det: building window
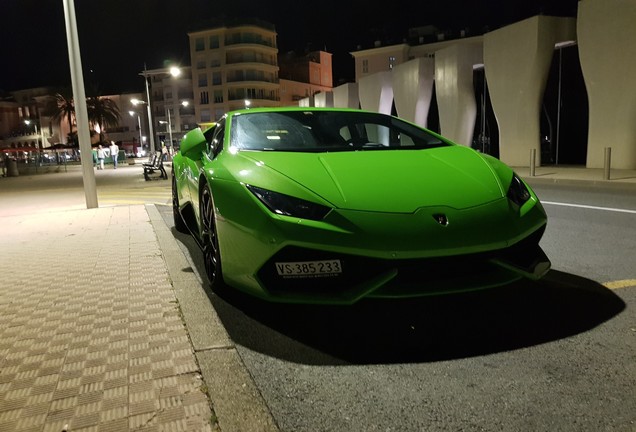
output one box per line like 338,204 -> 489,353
212,72 -> 222,85
197,60 -> 206,69
215,108 -> 225,119
389,56 -> 396,69
200,91 -> 209,105
362,59 -> 369,73
209,35 -> 220,49
201,109 -> 211,122
195,37 -> 204,51
198,73 -> 208,87
210,54 -> 221,67
214,90 -> 223,103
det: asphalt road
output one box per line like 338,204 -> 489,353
3,166 -> 634,431
159,180 -> 636,432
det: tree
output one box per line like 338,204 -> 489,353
87,96 -> 121,143
48,91 -> 76,145
46,90 -> 122,146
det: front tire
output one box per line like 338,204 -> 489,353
200,184 -> 224,291
172,174 -> 188,233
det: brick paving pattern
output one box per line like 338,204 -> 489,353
0,205 -> 215,431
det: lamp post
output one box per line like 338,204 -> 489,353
161,100 -> 189,154
24,120 -> 38,135
137,65 -> 181,154
162,108 -> 173,150
62,0 -> 97,209
129,110 -> 143,153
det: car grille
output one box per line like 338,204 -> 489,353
256,226 -> 546,300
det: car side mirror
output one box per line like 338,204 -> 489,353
180,128 -> 206,157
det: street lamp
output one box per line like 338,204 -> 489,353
138,65 -> 181,154
160,100 -> 189,155
131,97 -> 150,154
128,110 -> 143,152
24,120 -> 38,135
159,118 -> 172,151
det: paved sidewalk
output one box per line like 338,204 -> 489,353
0,206 -> 215,431
514,165 -> 636,185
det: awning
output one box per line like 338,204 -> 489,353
0,147 -> 40,153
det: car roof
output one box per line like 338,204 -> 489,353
226,106 -> 377,117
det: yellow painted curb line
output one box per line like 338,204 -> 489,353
603,279 -> 636,290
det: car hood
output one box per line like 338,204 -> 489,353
237,146 -> 505,213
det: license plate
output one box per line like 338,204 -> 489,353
275,259 -> 342,278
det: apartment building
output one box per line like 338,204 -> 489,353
279,50 -> 333,106
188,20 -> 280,123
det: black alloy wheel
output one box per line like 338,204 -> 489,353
200,184 -> 224,290
172,174 -> 188,233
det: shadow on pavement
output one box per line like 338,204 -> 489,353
160,206 -> 625,365
212,267 -> 625,365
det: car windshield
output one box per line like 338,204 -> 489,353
230,110 -> 449,152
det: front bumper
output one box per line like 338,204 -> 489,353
213,181 -> 550,304
253,226 -> 549,304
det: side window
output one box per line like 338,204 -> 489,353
210,121 -> 225,157
398,132 -> 416,147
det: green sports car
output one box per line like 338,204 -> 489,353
171,107 -> 550,304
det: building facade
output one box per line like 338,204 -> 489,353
188,21 -> 280,122
279,50 -> 333,106
342,0 -> 636,170
2,20 -> 334,155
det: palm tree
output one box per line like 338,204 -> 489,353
47,91 -> 122,146
49,91 -> 76,145
87,96 -> 121,143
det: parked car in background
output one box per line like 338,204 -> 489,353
172,107 -> 550,304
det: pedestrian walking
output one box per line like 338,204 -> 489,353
109,141 -> 119,169
97,145 -> 105,170
161,143 -> 168,161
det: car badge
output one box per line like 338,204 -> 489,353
433,213 -> 449,227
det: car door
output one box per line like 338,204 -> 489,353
190,120 -> 225,228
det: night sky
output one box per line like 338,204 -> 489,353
1,0 -> 579,95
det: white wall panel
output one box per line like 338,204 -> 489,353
391,58 -> 434,127
332,83 -> 360,109
358,71 -> 394,114
484,16 -> 576,166
578,0 -> 636,169
314,91 -> 334,107
434,43 -> 482,146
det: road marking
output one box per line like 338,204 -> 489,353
542,201 -> 636,214
603,280 -> 636,290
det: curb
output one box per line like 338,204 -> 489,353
522,175 -> 636,189
146,204 -> 280,432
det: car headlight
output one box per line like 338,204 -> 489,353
246,185 -> 332,221
507,173 -> 532,207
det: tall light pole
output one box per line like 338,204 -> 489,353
138,65 -> 181,154
129,111 -> 143,151
163,108 -> 173,150
62,0 -> 97,208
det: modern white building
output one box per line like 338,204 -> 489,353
335,0 -> 636,170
